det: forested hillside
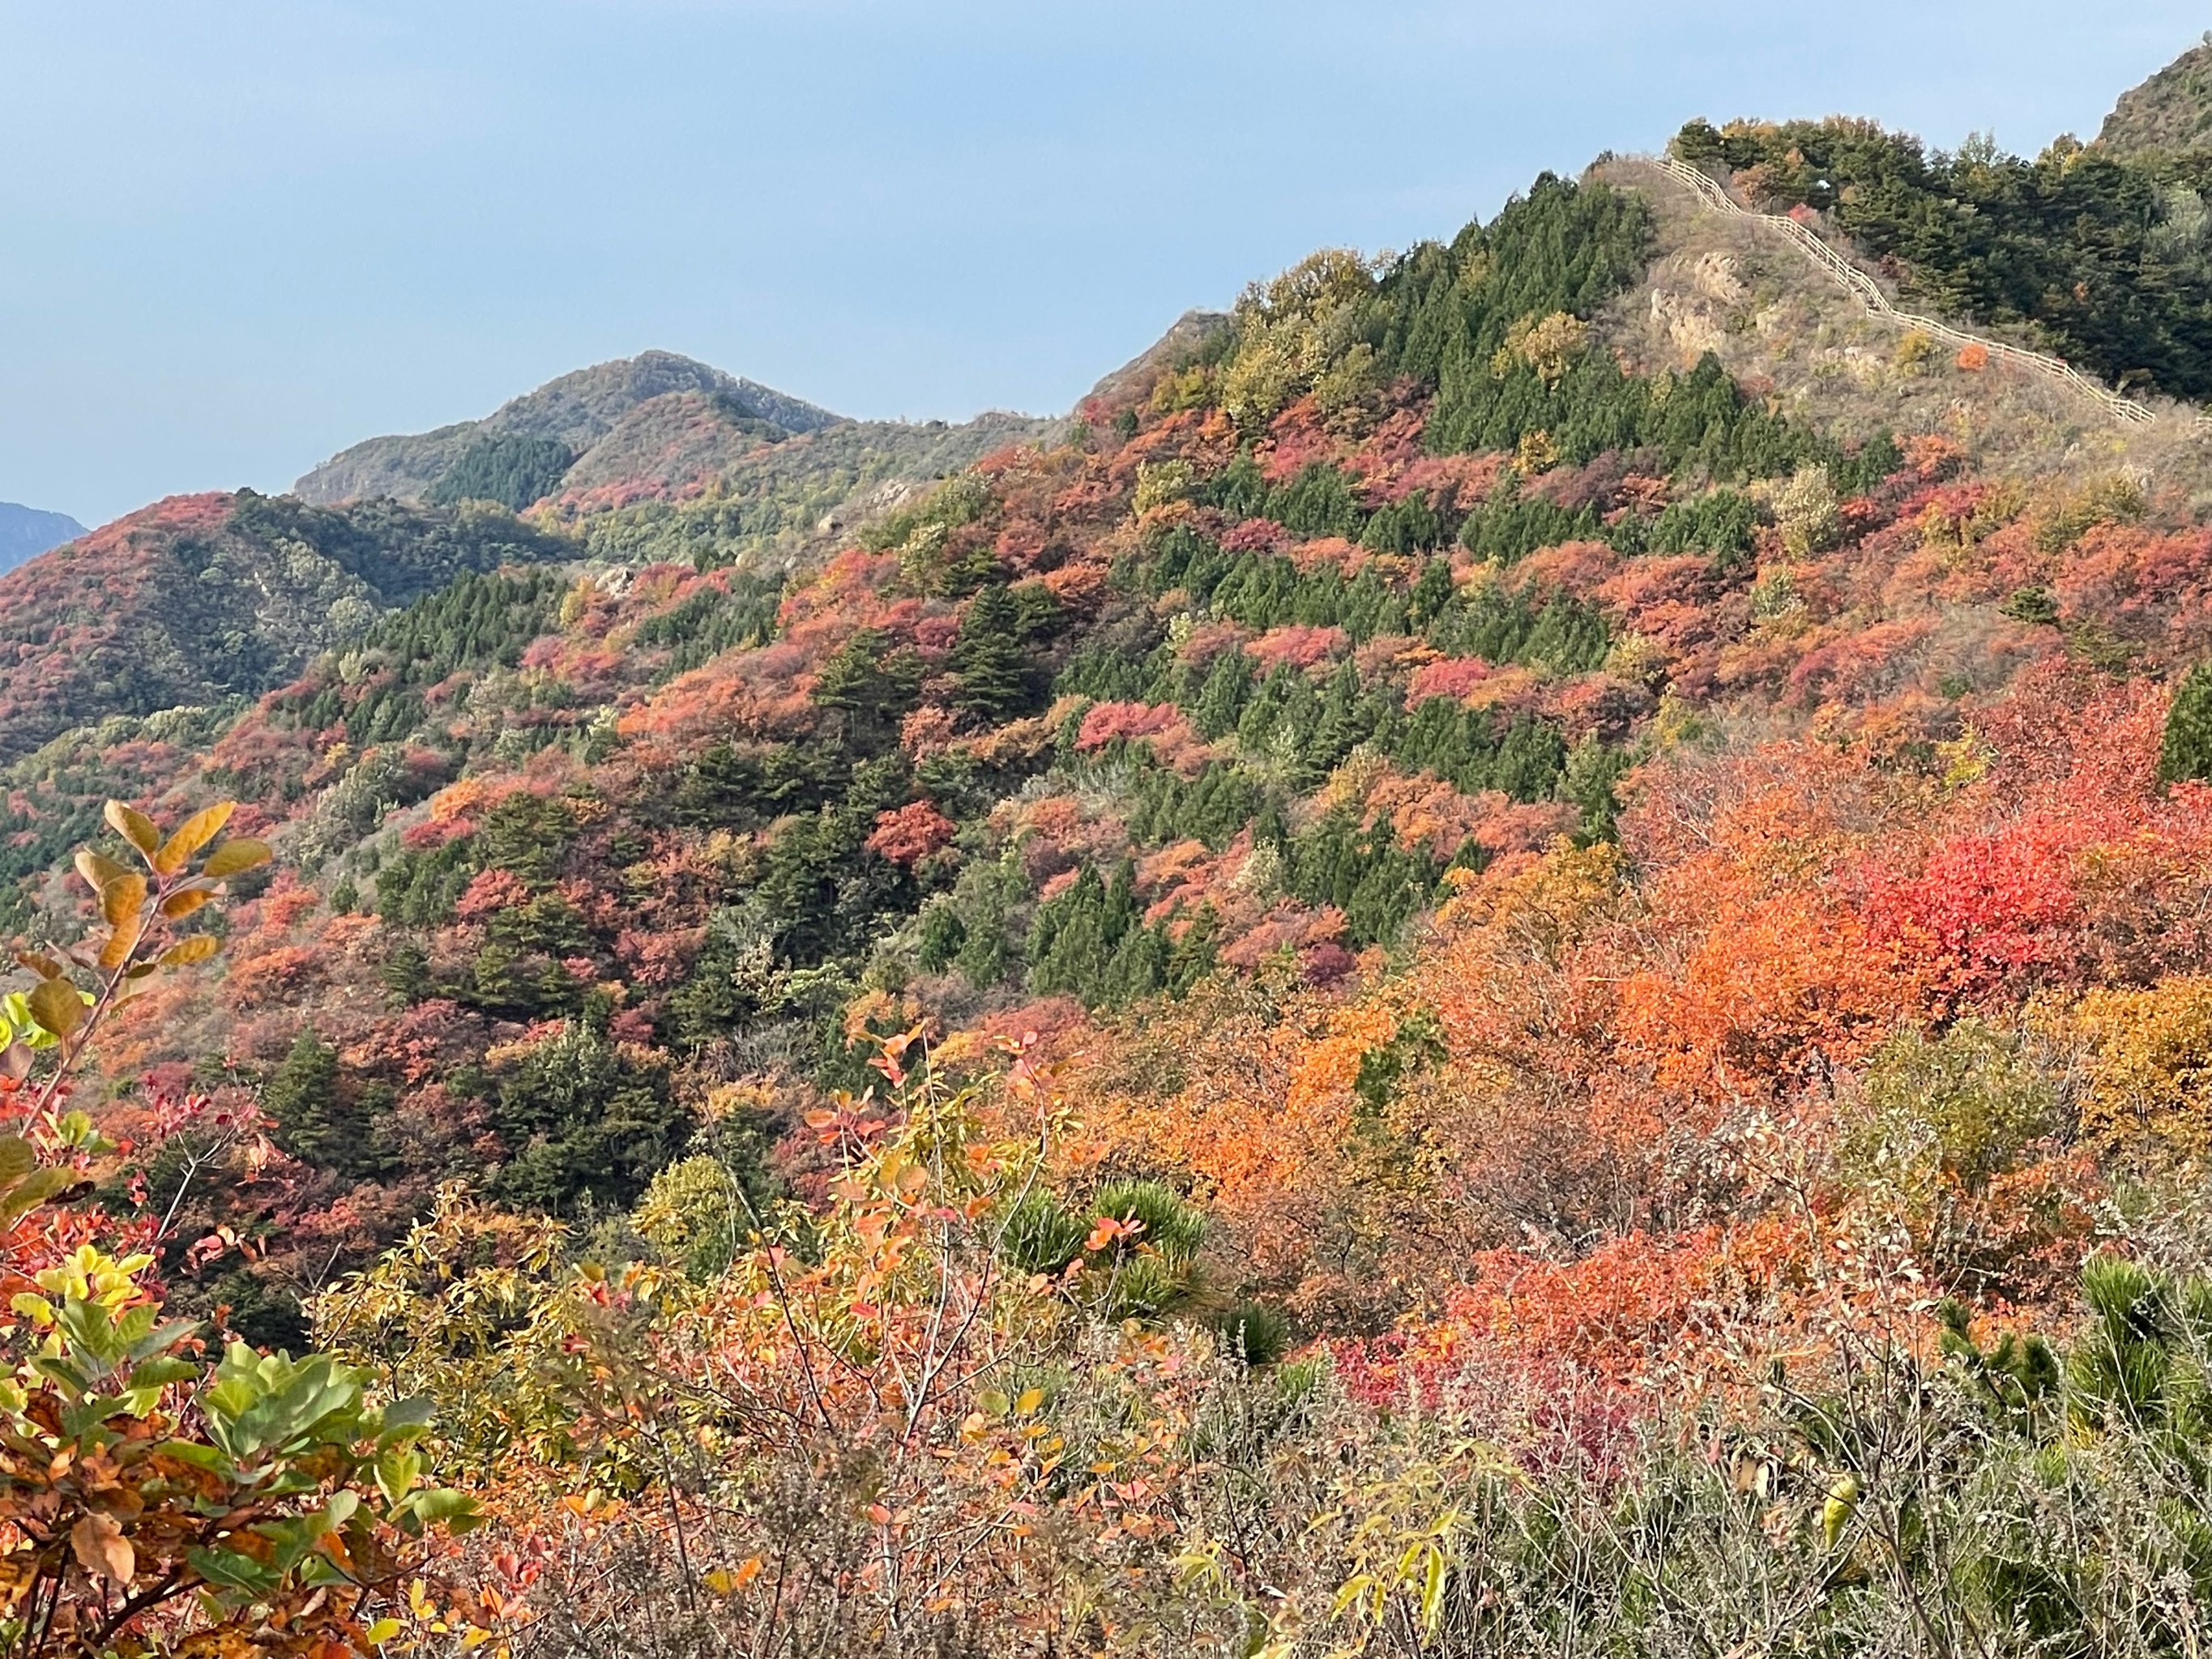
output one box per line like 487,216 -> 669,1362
0,491 -> 572,763
2101,31 -> 2212,157
14,37 -> 2212,1659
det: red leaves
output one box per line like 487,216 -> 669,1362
1070,703 -> 1213,775
1244,623 -> 1348,671
865,802 -> 957,868
1864,821 -> 2082,1005
1404,656 -> 1495,706
1072,702 -> 1184,750
455,869 -> 531,922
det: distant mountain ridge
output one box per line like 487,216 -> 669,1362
0,345 -> 1096,766
288,346 -> 1081,578
0,491 -> 574,764
293,351 -> 842,507
0,503 -> 86,571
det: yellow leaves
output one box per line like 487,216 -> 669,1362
9,1293 -> 53,1329
75,850 -> 131,895
2031,471 -> 2146,554
100,872 -> 146,930
1821,1473 -> 1860,1547
5,801 -> 254,1096
399,1577 -> 495,1641
28,978 -> 86,1040
1220,248 -> 1381,427
158,885 -> 215,919
99,800 -> 263,889
70,1512 -> 134,1584
1132,459 -> 1198,515
1934,727 -> 1994,792
104,801 -> 159,860
1435,836 -> 1621,942
1513,428 -> 1559,474
97,923 -> 140,975
97,872 -> 147,971
2056,975 -> 2212,1158
1419,1541 -> 1448,1633
156,936 -> 221,969
203,838 -> 271,880
702,1558 -> 763,1596
36,1244 -> 155,1311
152,802 -> 233,876
1492,309 -> 1588,385
1892,327 -> 1936,374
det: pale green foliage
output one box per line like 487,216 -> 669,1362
631,1154 -> 750,1280
1845,1020 -> 2059,1205
1772,463 -> 1842,559
1219,249 -> 1381,429
1749,566 -> 1804,621
311,1188 -> 586,1474
1131,459 -> 1198,514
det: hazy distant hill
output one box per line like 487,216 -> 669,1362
293,347 -> 1069,569
0,502 -> 85,571
293,350 -> 842,507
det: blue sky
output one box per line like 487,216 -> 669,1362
2,2 -> 2206,525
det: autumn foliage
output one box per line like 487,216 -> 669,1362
13,123 -> 2212,1652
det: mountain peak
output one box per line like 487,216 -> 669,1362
473,351 -> 839,450
292,351 -> 842,507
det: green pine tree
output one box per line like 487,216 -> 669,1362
2159,663 -> 2212,787
950,584 -> 1031,724
1031,867 -> 1108,997
1192,650 -> 1253,740
265,1032 -> 385,1180
1099,922 -> 1168,1008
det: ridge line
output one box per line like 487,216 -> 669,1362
1621,151 -> 2177,430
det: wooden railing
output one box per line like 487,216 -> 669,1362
1624,152 -> 2163,428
